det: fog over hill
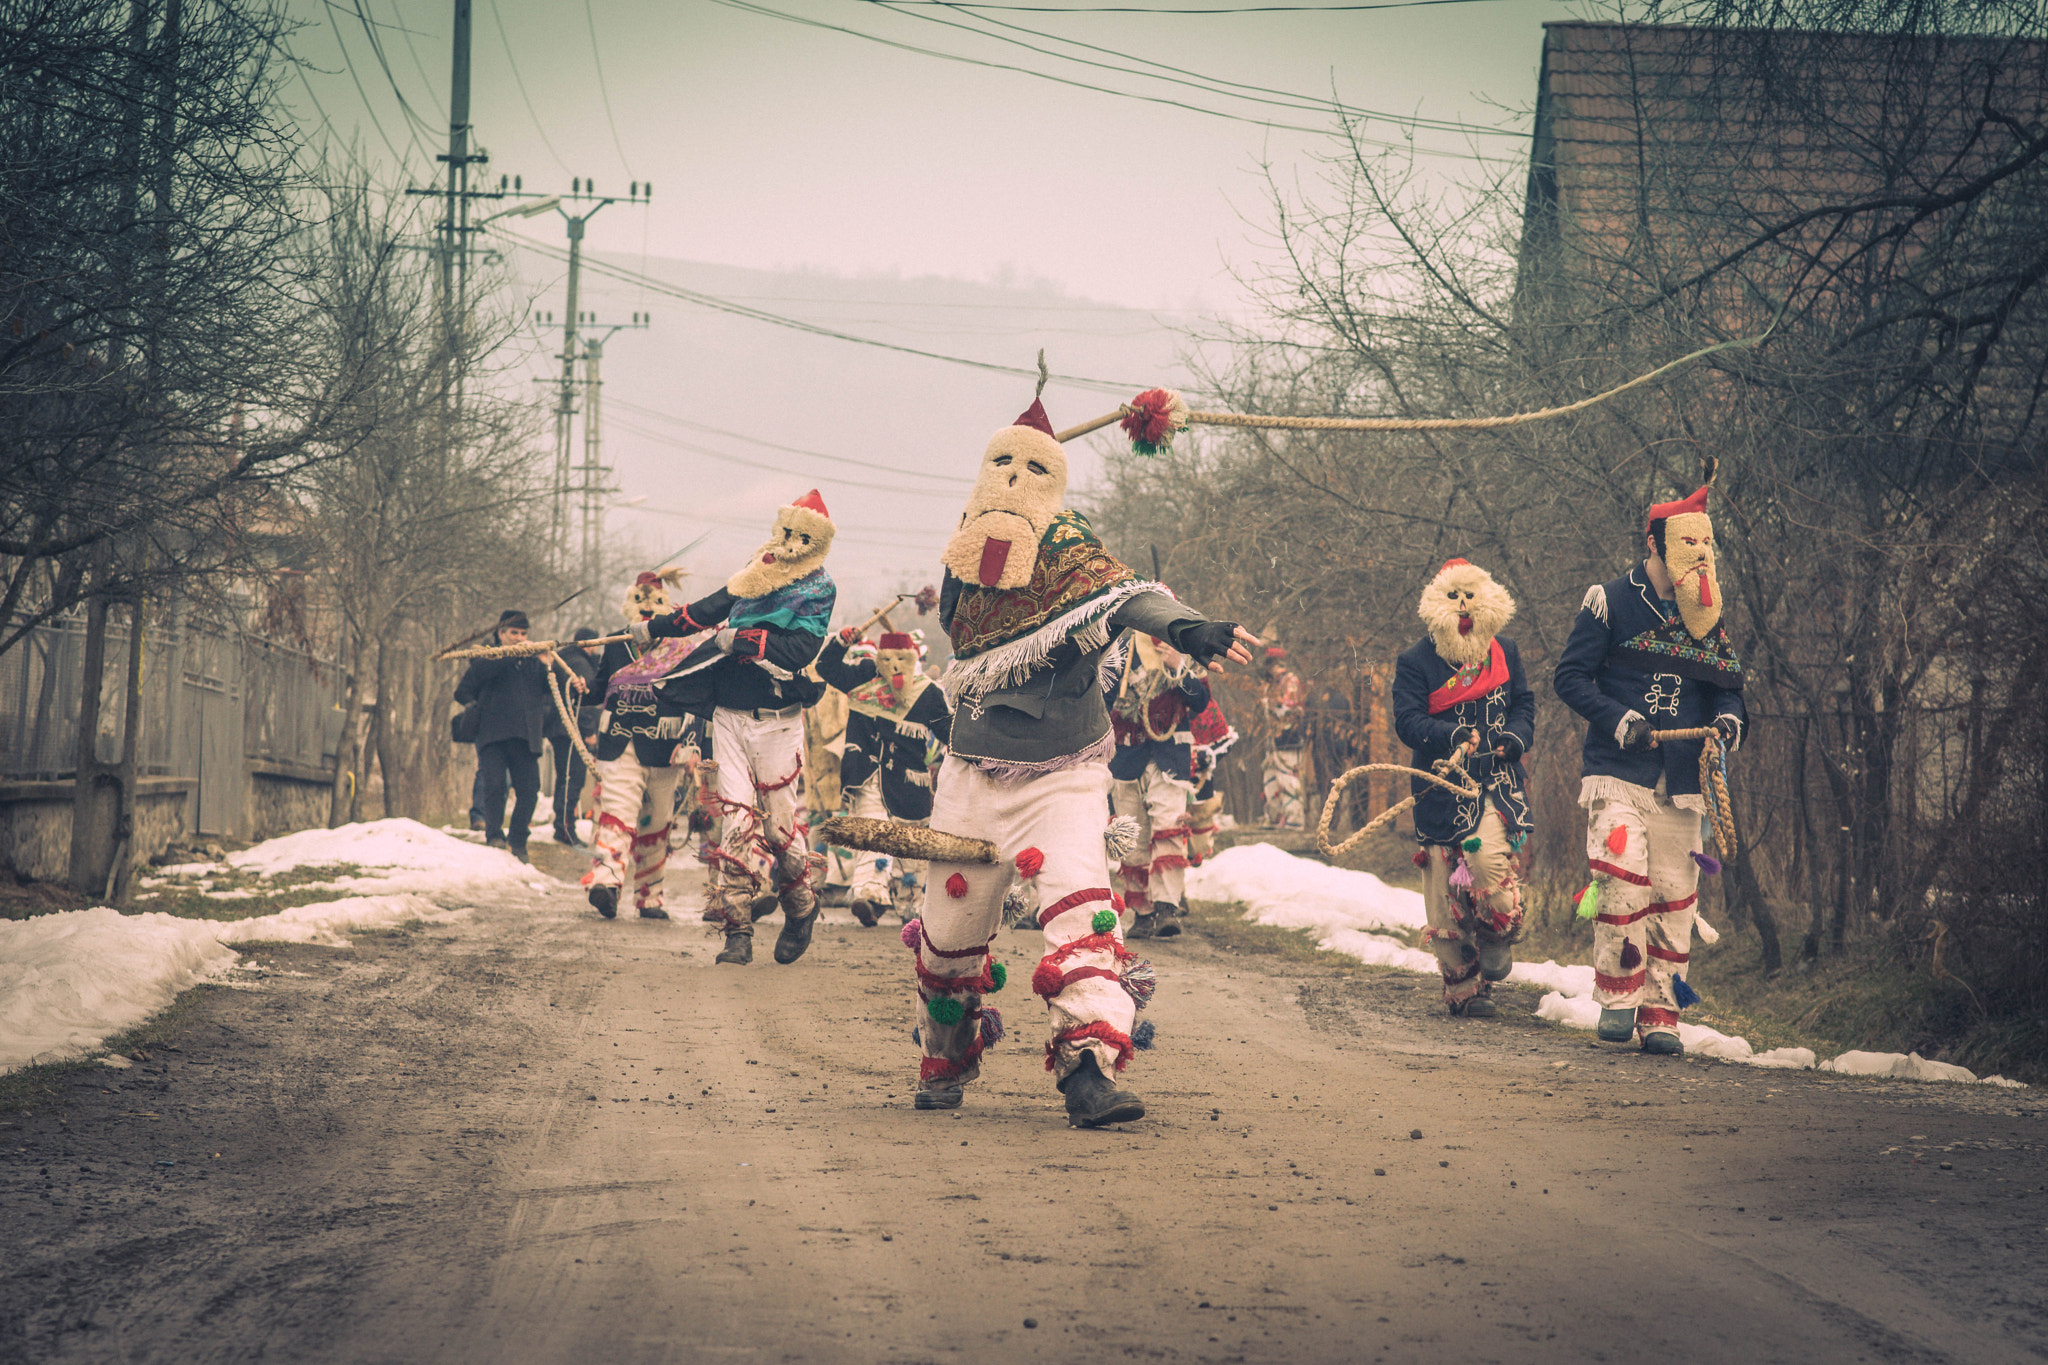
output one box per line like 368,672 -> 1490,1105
491,242 -> 1217,627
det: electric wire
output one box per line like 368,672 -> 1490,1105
862,0 -> 1521,136
705,0 -> 1519,161
881,0 -> 1534,9
340,0 -> 443,138
607,416 -> 969,497
609,399 -> 976,484
584,0 -> 638,176
487,0 -> 573,176
492,224 -> 1176,395
320,1 -> 419,168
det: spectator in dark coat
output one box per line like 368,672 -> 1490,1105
455,610 -> 556,861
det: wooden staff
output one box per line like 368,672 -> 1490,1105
440,632 -> 632,662
817,816 -> 997,865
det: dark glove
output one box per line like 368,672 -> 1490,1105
1173,620 -> 1239,665
1494,732 -> 1526,763
1449,724 -> 1479,754
1714,714 -> 1742,750
1621,716 -> 1655,752
837,625 -> 860,644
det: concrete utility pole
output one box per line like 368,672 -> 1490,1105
540,181 -> 650,578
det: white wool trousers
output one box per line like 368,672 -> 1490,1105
1419,806 -> 1524,1004
1111,765 -> 1192,913
589,754 -> 683,910
703,707 -> 813,926
914,759 -> 1136,1091
1585,782 -> 1701,1034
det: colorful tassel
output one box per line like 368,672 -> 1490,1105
1015,847 -> 1045,879
1412,848 -> 1429,868
1091,908 -> 1118,934
1031,959 -> 1065,999
1120,959 -> 1157,1008
926,996 -> 965,1026
1132,1019 -> 1157,1050
1620,941 -> 1641,970
1104,815 -> 1143,864
1448,858 -> 1473,892
1119,388 -> 1189,457
1674,976 -> 1701,1008
900,919 -> 922,950
1691,851 -> 1722,876
989,960 -> 1008,992
1606,825 -> 1629,856
1575,881 -> 1601,920
945,872 -> 969,899
979,1007 -> 1005,1046
1462,836 -> 1482,853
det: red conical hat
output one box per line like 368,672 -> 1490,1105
791,488 -> 831,519
1012,399 -> 1056,440
1438,557 -> 1470,574
879,632 -> 915,650
1647,485 -> 1709,528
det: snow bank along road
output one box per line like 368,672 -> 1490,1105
4,859 -> 2045,1364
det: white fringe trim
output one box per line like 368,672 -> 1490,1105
1581,583 -> 1609,624
941,579 -> 1165,701
961,729 -> 1116,782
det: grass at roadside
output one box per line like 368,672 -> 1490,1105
119,863 -> 370,923
0,980 -> 231,1117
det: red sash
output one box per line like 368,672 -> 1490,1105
1427,639 -> 1507,715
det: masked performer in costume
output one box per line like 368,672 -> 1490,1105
1184,697 -> 1237,867
910,394 -> 1255,1126
815,629 -> 952,926
1260,647 -> 1307,829
1109,632 -> 1212,940
1553,480 -> 1745,1056
638,491 -> 838,966
1392,559 -> 1536,1017
586,569 -> 714,920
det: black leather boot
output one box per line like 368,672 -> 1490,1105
1058,1052 -> 1145,1128
588,886 -> 618,919
715,930 -> 753,965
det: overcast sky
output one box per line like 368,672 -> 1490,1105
281,0 -> 1585,617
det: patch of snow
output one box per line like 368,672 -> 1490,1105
153,861 -> 226,877
227,817 -> 534,895
0,895 -> 460,1073
1209,843 -> 2024,1088
204,888 -> 258,900
1185,843 -> 1423,938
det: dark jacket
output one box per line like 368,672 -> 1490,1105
1392,635 -> 1535,845
546,647 -> 600,740
940,574 -> 1208,770
454,653 -> 553,755
1553,564 -> 1747,796
1108,667 -> 1213,783
588,639 -> 708,766
815,638 -> 953,820
648,584 -> 830,715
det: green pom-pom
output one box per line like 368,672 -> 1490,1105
926,996 -> 965,1026
1463,836 -> 1483,853
989,961 -> 1008,992
1091,909 -> 1118,934
1575,881 -> 1601,920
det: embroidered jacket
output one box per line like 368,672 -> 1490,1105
588,640 -> 710,765
814,638 -> 953,820
1391,635 -> 1535,845
1552,564 -> 1746,796
1108,664 -> 1212,784
646,572 -> 836,714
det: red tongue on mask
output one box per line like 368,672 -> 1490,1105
977,538 -> 1011,586
762,552 -> 776,565
1698,574 -> 1714,608
1458,616 -> 1473,636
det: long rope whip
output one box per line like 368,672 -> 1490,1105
442,631 -> 632,661
548,669 -> 597,769
1315,754 -> 1480,858
1649,727 -> 1738,858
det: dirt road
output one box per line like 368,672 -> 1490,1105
4,855 -> 2045,1364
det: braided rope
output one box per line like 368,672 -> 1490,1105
1650,727 -> 1738,859
443,631 -> 631,661
1315,755 -> 1480,858
548,669 -> 596,769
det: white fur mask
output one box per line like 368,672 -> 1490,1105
621,568 -> 687,623
941,423 -> 1068,590
1417,560 -> 1516,668
728,499 -> 835,599
1662,511 -> 1722,640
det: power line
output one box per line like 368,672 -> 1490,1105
862,0 -> 1522,137
609,399 -> 976,484
607,417 -> 970,497
493,225 -> 1174,395
320,1 -> 419,168
584,0 -> 638,176
339,0 -> 442,138
705,0 -> 1519,162
880,0 -> 1534,9
486,0 -> 572,176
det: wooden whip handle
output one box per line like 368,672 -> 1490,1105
441,631 -> 631,661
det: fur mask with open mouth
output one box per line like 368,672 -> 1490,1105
1418,558 -> 1515,668
728,489 -> 835,599
941,400 -> 1067,591
621,567 -> 688,624
1649,484 -> 1722,641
